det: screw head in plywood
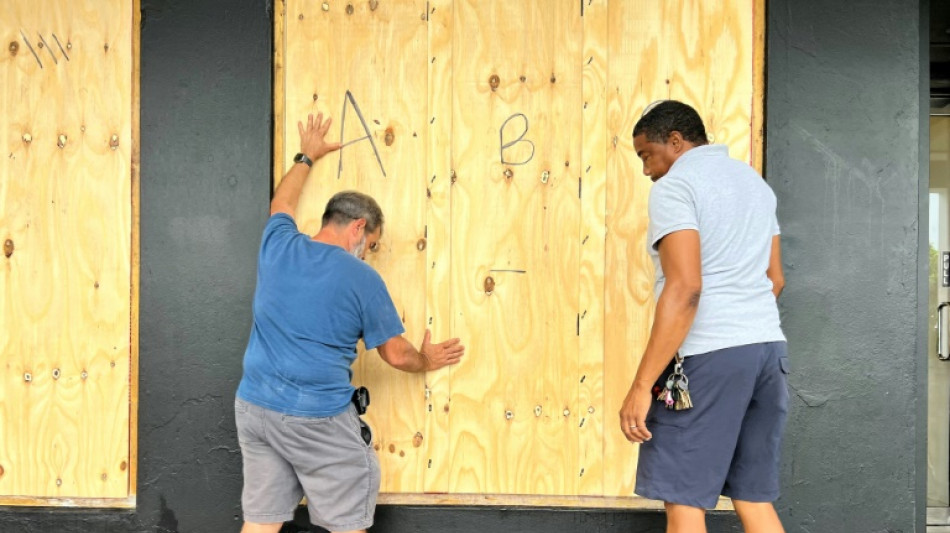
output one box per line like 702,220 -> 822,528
52,368 -> 61,380
81,370 -> 88,380
563,408 -> 570,417
503,168 -> 513,180
3,239 -> 13,258
416,238 -> 426,251
534,405 -> 542,417
110,134 -> 119,150
57,134 -> 67,149
587,406 -> 594,414
384,127 -> 394,146
22,133 -> 31,143
322,2 -> 330,11
56,478 -> 62,486
541,170 -> 550,184
413,432 -> 423,447
505,410 -> 513,420
369,0 -> 379,10
9,41 -> 18,55
23,372 -> 32,383
450,169 -> 457,183
346,3 -> 354,14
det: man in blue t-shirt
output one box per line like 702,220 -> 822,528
619,101 -> 788,533
235,113 -> 465,533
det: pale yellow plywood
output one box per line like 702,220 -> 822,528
423,0 -> 455,495
578,0 -> 608,497
277,0 -> 763,504
446,0 -> 583,496
0,0 -> 135,503
282,0 -> 431,493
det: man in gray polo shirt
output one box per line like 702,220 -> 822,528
619,101 -> 788,532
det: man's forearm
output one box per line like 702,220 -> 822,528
632,284 -> 701,391
270,161 -> 310,217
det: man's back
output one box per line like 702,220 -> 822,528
648,144 -> 785,355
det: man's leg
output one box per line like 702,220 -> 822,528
665,502 -> 706,533
240,522 -> 283,533
733,500 -> 785,533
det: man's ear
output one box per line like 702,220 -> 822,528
668,131 -> 685,152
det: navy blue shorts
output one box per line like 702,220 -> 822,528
635,341 -> 789,509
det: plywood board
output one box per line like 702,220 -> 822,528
0,0 -> 136,504
277,0 -> 764,504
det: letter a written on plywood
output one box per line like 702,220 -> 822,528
337,90 -> 386,178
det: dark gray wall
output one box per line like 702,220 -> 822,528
0,0 -> 928,531
766,0 -> 926,532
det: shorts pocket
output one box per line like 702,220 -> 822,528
779,356 -> 790,375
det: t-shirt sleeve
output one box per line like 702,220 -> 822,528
260,213 -> 302,261
648,177 -> 698,250
360,284 -> 406,350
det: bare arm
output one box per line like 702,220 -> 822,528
766,234 -> 785,299
620,229 -> 702,443
376,329 -> 465,373
270,113 -> 341,218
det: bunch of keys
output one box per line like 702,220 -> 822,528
655,354 -> 693,411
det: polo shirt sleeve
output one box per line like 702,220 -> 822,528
361,284 -> 406,351
648,177 -> 698,251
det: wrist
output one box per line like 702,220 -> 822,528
293,152 -> 314,167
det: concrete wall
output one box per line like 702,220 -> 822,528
0,0 -> 927,531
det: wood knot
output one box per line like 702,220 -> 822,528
384,127 -> 394,146
489,74 -> 500,91
484,276 -> 495,294
8,41 -> 18,55
519,75 -> 526,83
412,432 -> 423,447
388,444 -> 396,453
416,238 -> 427,251
313,93 -> 319,101
550,74 -> 556,83
3,239 -> 13,258
119,461 -> 127,471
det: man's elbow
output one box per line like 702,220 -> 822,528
771,276 -> 786,297
666,279 -> 702,308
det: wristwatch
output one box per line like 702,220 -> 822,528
293,152 -> 314,167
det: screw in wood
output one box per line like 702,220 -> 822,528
563,409 -> 570,417
9,41 -> 18,55
3,239 -> 13,258
21,133 -> 31,143
503,168 -> 513,180
541,170 -> 550,184
322,2 -> 329,11
587,406 -> 594,414
52,368 -> 61,380
346,3 -> 354,14
450,169 -> 457,183
369,0 -> 379,10
57,134 -> 67,149
384,127 -> 394,146
505,410 -> 513,420
484,276 -> 495,294
534,405 -> 542,417
56,478 -> 62,486
81,370 -> 88,380
23,372 -> 32,383
416,238 -> 426,251
110,134 -> 119,150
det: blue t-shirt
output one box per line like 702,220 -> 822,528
647,144 -> 785,356
237,213 -> 405,416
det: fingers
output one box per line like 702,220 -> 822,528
422,328 -> 432,347
298,120 -> 305,138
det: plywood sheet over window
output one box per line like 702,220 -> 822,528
276,0 -> 763,507
0,0 -> 138,507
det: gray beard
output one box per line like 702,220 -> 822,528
351,234 -> 366,259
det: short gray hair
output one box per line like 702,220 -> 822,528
321,191 -> 384,235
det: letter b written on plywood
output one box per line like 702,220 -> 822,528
337,90 -> 386,179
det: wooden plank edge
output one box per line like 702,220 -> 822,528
377,493 -> 734,511
751,0 -> 766,173
272,0 -> 286,189
128,0 -> 142,501
0,496 -> 137,509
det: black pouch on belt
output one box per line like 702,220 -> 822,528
352,386 -> 370,415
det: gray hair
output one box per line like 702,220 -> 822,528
321,191 -> 385,235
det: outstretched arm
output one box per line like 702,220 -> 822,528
270,113 -> 341,218
376,329 -> 465,373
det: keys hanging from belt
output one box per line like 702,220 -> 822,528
655,354 -> 693,411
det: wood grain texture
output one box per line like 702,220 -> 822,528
422,0 -> 454,495
447,0 -> 583,496
283,0 -> 430,493
277,0 -> 763,503
0,0 -> 134,502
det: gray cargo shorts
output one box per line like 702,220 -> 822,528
235,398 -> 380,531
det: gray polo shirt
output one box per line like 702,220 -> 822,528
647,144 -> 785,356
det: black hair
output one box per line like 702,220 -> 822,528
632,100 -> 709,146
